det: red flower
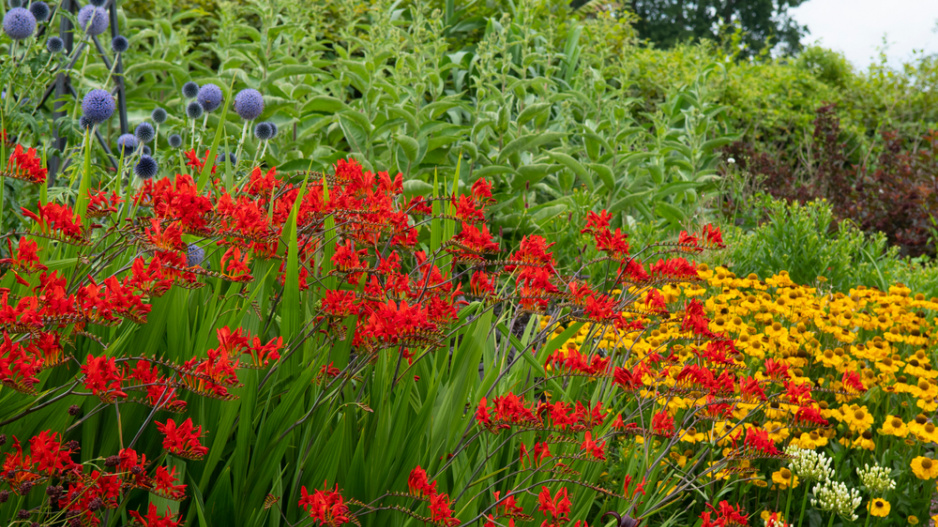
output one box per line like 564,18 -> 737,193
299,482 -> 351,526
6,144 -> 47,184
129,504 -> 182,527
537,487 -> 571,527
408,466 -> 436,497
155,418 -> 209,460
651,410 -> 674,437
580,431 -> 606,460
475,397 -> 492,427
81,354 -> 127,402
429,492 -> 459,526
151,465 -> 187,500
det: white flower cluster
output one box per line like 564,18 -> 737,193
856,463 -> 896,494
811,480 -> 862,521
785,445 -> 834,482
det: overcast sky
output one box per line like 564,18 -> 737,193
789,0 -> 938,68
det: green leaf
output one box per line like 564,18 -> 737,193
303,96 -> 347,114
516,102 -> 552,128
656,201 -> 686,225
547,151 -> 592,191
395,135 -> 420,164
496,132 -> 565,166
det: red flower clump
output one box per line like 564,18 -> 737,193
155,418 -> 209,460
299,482 -> 351,527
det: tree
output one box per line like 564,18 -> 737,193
574,0 -> 808,56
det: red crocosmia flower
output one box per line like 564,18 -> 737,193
470,270 -> 496,297
151,465 -> 187,500
86,188 -> 122,218
6,144 -> 48,184
537,487 -> 571,527
580,431 -> 606,460
129,504 -> 183,527
580,209 -> 612,234
299,482 -> 351,526
322,290 -> 360,318
681,299 -> 710,335
476,397 -> 492,427
0,238 -> 47,274
471,178 -> 493,203
429,491 -> 459,526
651,410 -> 675,437
408,466 -> 436,498
702,223 -> 725,248
533,442 -> 552,467
220,247 -> 253,282
764,358 -> 790,381
644,289 -> 667,313
744,428 -> 780,455
700,500 -> 746,527
21,202 -> 85,241
842,370 -> 866,392
155,418 -> 209,460
595,227 -> 630,258
81,354 -> 127,402
451,193 -> 485,223
677,230 -> 701,251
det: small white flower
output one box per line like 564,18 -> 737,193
727,157 -> 736,164
811,480 -> 862,521
856,463 -> 896,494
786,445 -> 834,482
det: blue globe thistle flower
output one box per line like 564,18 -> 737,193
186,100 -> 203,119
81,89 -> 115,124
233,88 -> 264,121
111,35 -> 129,53
116,133 -> 137,155
46,36 -> 64,54
134,155 -> 158,180
79,115 -> 94,130
268,122 -> 278,138
3,7 -> 36,40
168,134 -> 183,148
187,244 -> 205,267
182,81 -> 199,99
28,1 -> 50,23
134,121 -> 155,143
216,152 -> 236,165
142,145 -> 151,156
197,83 -> 223,113
254,121 -> 273,141
89,0 -> 106,5
151,107 -> 167,124
77,5 -> 108,36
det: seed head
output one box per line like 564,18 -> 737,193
186,100 -> 203,120
46,36 -> 64,53
254,121 -> 273,141
81,89 -> 115,124
151,107 -> 168,124
187,244 -> 205,267
29,1 -> 50,22
77,5 -> 108,36
134,155 -> 158,180
134,121 -> 155,143
3,7 -> 36,40
168,134 -> 183,149
197,83 -> 223,113
116,133 -> 137,155
111,35 -> 129,53
234,88 -> 264,121
182,81 -> 199,99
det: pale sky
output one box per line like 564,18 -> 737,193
789,0 -> 938,68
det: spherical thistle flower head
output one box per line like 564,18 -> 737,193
197,83 -> 223,113
110,35 -> 129,53
186,100 -> 203,120
268,121 -> 278,138
234,88 -> 264,121
89,0 -> 106,6
142,145 -> 151,156
116,133 -> 137,155
7,0 -> 23,8
81,89 -> 115,124
29,1 -> 50,23
168,134 -> 183,149
187,244 -> 205,267
46,36 -> 64,54
182,81 -> 199,99
134,155 -> 158,180
134,121 -> 155,143
78,115 -> 94,130
3,7 -> 36,40
151,107 -> 167,124
77,5 -> 108,36
216,152 -> 236,165
254,121 -> 273,141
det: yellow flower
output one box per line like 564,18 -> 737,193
867,498 -> 890,517
841,404 -> 874,432
771,468 -> 798,489
879,415 -> 909,438
911,456 -> 938,480
908,515 -> 919,525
